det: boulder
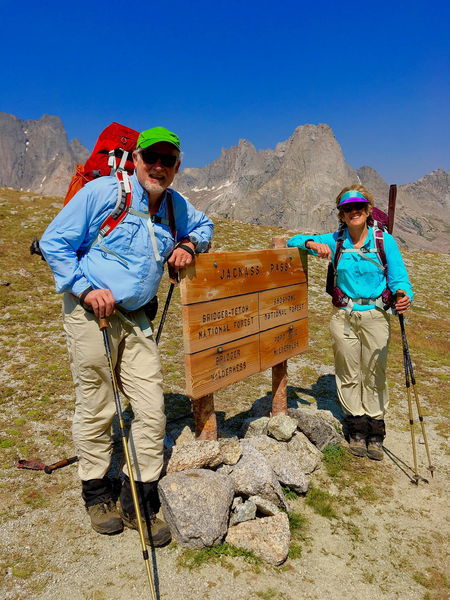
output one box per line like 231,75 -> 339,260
219,437 -> 242,465
248,495 -> 280,516
229,497 -> 257,526
231,442 -> 288,509
244,436 -> 309,494
267,414 -> 298,441
287,432 -> 323,474
159,469 -> 234,548
166,440 -> 221,473
225,512 -> 290,565
288,408 -> 343,450
242,416 -> 270,437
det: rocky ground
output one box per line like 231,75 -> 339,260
0,189 -> 448,600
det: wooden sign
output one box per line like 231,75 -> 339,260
181,248 -> 308,399
180,248 -> 307,305
184,335 -> 260,399
260,319 -> 308,370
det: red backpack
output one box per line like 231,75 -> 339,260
64,122 -> 139,205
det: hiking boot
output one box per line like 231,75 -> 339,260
367,437 -> 384,461
87,500 -> 124,534
120,511 -> 171,547
119,475 -> 171,547
348,433 -> 367,458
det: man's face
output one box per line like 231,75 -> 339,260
133,141 -> 180,198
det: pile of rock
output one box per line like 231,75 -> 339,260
158,408 -> 343,565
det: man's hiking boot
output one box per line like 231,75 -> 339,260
348,433 -> 367,458
367,437 -> 384,461
345,415 -> 368,458
120,511 -> 171,547
82,477 -> 123,535
119,475 -> 171,547
87,500 -> 124,534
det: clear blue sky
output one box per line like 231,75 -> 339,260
1,0 -> 448,184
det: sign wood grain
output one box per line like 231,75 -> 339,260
182,294 -> 259,353
259,284 -> 307,331
185,334 -> 260,399
180,248 -> 307,305
260,319 -> 308,370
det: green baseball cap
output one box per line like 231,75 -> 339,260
136,127 -> 181,151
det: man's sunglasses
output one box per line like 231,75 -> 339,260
341,202 -> 368,213
140,149 -> 178,168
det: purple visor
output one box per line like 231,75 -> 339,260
338,190 -> 369,207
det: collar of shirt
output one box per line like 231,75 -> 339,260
343,226 -> 374,249
130,173 -> 172,216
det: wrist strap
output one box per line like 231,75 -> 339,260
78,286 -> 94,311
305,238 -> 314,249
176,243 -> 195,258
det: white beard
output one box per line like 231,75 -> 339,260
142,180 -> 166,196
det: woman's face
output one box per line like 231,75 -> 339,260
341,202 -> 370,227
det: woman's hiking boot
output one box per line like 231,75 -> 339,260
367,418 -> 386,461
82,478 -> 123,535
348,433 -> 367,457
119,476 -> 171,547
367,437 -> 384,460
345,415 -> 368,458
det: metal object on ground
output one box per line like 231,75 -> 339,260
398,311 -> 435,484
99,317 -> 157,599
17,456 -> 79,474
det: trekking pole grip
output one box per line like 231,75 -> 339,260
98,317 -> 108,330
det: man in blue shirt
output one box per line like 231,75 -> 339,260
41,127 -> 213,545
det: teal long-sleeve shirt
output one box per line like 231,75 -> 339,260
287,227 -> 413,311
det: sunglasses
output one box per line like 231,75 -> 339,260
341,202 -> 368,213
140,149 -> 178,168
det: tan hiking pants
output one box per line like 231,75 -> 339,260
329,307 -> 391,419
63,293 -> 165,483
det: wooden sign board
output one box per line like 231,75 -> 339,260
180,248 -> 307,305
181,248 -> 308,399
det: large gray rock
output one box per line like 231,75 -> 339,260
158,469 -> 234,549
288,408 -> 343,450
244,436 -> 309,494
242,416 -> 269,437
248,495 -> 280,516
229,497 -> 257,526
230,442 -> 288,509
219,437 -> 242,465
166,440 -> 221,473
225,512 -> 290,565
267,414 -> 298,441
287,432 -> 323,474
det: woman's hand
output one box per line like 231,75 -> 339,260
306,241 -> 332,259
395,289 -> 411,314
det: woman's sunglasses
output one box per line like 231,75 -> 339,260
341,202 -> 368,213
140,149 -> 178,168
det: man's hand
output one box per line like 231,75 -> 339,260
83,289 -> 116,318
306,241 -> 332,259
167,241 -> 196,272
395,289 -> 411,315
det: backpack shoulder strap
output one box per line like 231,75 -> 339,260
165,189 -> 177,240
373,223 -> 387,269
333,224 -> 346,270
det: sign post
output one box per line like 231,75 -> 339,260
180,244 -> 308,439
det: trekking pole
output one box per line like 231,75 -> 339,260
155,282 -> 175,345
98,317 -> 157,600
398,313 -> 435,479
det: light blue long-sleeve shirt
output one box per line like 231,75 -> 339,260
287,228 -> 413,311
40,173 -> 213,310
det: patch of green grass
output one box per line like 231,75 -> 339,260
255,589 -> 290,600
288,511 -> 308,534
46,432 -> 68,446
355,484 -> 378,502
177,542 -> 262,570
287,542 -> 302,559
322,444 -> 349,478
282,486 -> 299,499
413,567 -> 449,596
0,439 -> 15,448
305,487 -> 338,519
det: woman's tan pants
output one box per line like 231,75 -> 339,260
329,308 -> 391,419
63,294 -> 165,483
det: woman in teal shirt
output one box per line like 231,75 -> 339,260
288,185 -> 413,460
